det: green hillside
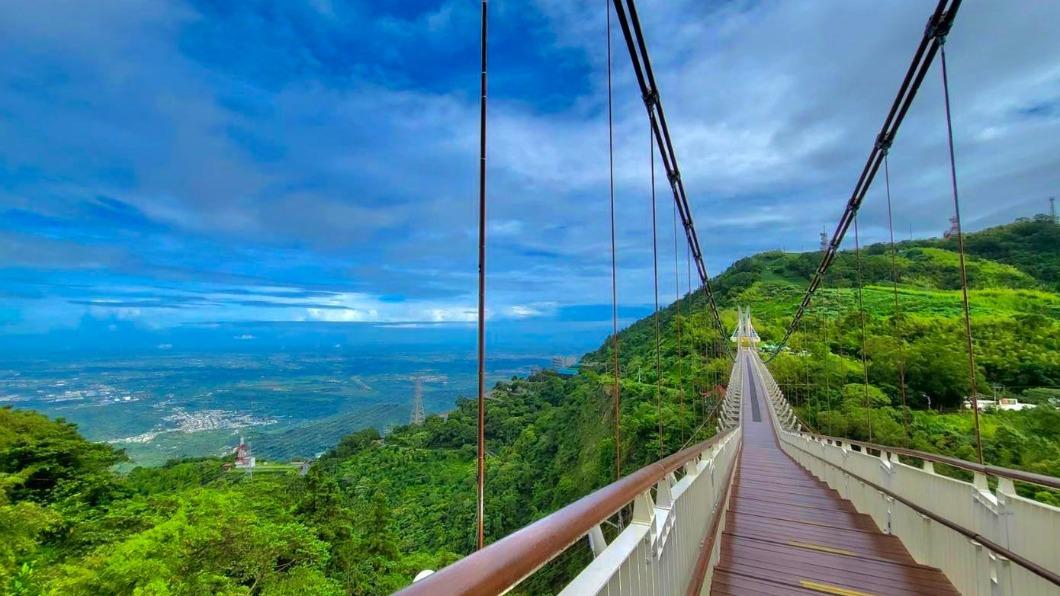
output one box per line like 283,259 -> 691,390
728,217 -> 1060,493
2,216 -> 1057,594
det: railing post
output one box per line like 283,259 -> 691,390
633,490 -> 655,525
993,552 -> 1014,596
588,525 -> 607,557
655,476 -> 674,509
973,471 -> 990,492
997,477 -> 1015,497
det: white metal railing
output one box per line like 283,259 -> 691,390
749,350 -> 1060,596
560,427 -> 740,595
718,351 -> 742,432
557,355 -> 745,596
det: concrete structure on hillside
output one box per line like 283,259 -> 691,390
552,355 -> 577,369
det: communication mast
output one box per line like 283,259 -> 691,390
410,378 -> 425,425
234,436 -> 255,470
819,228 -> 828,253
943,215 -> 959,239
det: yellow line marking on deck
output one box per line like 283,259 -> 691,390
799,579 -> 877,596
787,540 -> 856,557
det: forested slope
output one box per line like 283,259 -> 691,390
2,216 -> 1057,594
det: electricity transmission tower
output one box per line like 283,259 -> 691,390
410,378 -> 425,425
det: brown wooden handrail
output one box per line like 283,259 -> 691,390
395,428 -> 736,596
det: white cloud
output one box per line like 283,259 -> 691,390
2,0 -> 1058,335
306,308 -> 370,322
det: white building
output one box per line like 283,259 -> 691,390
963,397 -> 1036,412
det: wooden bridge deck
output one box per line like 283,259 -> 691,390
710,354 -> 958,596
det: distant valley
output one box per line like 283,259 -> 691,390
0,351 -> 554,466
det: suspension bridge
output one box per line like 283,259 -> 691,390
396,0 -> 1060,593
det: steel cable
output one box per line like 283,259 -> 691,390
610,0 -> 729,351
475,0 -> 488,551
940,41 -> 983,464
883,154 -> 911,440
606,0 -> 622,481
651,114 -> 663,458
673,194 -> 684,442
767,1 -> 962,361
853,215 -> 873,442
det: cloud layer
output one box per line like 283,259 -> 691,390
0,1 -> 1057,347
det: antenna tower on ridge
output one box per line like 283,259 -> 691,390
410,378 -> 425,425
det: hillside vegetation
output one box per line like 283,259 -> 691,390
2,216 -> 1057,594
751,218 -> 1060,499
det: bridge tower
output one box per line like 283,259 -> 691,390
729,306 -> 760,348
410,378 -> 425,425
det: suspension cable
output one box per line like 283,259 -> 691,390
610,0 -> 729,351
816,312 -> 823,429
853,215 -> 873,442
475,0 -> 488,551
824,301 -> 833,436
606,0 -> 622,481
687,238 -> 695,425
673,195 -> 684,442
821,244 -> 832,434
883,154 -> 911,440
766,0 -> 962,361
651,114 -> 663,458
940,41 -> 983,464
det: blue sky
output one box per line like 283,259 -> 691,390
1,1 -> 1058,354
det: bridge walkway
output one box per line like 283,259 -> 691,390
710,352 -> 959,596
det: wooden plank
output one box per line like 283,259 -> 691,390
712,569 -> 822,595
709,352 -> 958,595
721,537 -> 960,593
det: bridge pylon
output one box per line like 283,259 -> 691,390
729,305 -> 759,349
